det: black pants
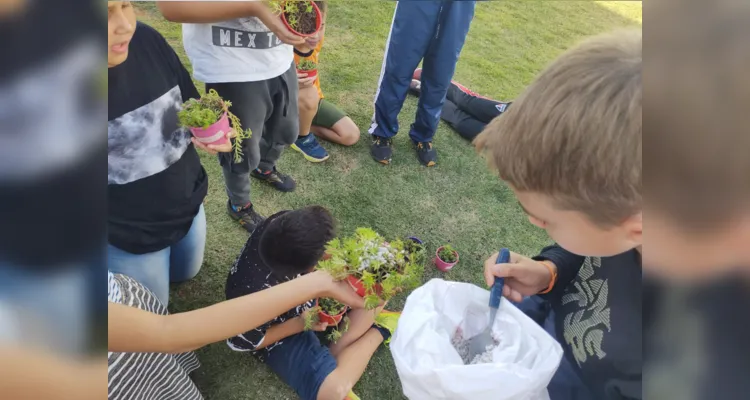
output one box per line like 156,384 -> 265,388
206,64 -> 299,206
439,83 -> 511,141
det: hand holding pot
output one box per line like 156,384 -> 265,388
300,310 -> 329,331
313,270 -> 368,310
483,251 -> 556,302
261,7 -> 306,46
297,72 -> 316,88
191,129 -> 238,155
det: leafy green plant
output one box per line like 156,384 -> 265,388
303,298 -> 349,343
268,0 -> 318,34
316,228 -> 424,310
438,244 -> 458,263
178,89 -> 251,163
320,297 -> 347,315
297,59 -> 317,71
267,0 -> 284,15
404,239 -> 425,264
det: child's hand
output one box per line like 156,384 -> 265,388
301,311 -> 329,331
297,73 -> 316,88
313,270 -> 369,309
191,129 -> 237,155
483,251 -> 556,302
261,9 -> 306,46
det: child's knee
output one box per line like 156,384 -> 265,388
335,118 -> 360,146
316,371 -> 352,400
299,87 -> 320,114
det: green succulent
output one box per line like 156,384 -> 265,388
316,228 -> 424,310
177,89 -> 252,163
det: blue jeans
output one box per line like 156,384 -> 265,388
107,205 -> 206,305
263,330 -> 338,400
0,263 -> 89,355
517,296 -> 595,400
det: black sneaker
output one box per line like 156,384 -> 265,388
370,136 -> 393,165
413,141 -> 437,167
251,167 -> 297,192
227,201 -> 265,233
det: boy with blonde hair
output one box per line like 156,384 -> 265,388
476,29 -> 642,400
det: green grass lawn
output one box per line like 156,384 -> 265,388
134,2 -> 641,399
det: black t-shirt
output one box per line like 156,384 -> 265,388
0,0 -> 105,268
537,245 -> 642,400
225,211 -> 315,360
108,22 -> 207,254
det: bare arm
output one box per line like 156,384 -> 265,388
0,347 -> 105,400
156,1 -> 270,23
255,317 -> 304,350
108,271 -> 363,354
157,1 -> 305,45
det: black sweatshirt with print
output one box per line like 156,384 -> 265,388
535,245 -> 642,400
225,211 -> 315,361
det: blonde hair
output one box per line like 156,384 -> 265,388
475,29 -> 642,227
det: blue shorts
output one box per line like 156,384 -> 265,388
263,330 -> 338,400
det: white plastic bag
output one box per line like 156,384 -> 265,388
390,279 -> 563,400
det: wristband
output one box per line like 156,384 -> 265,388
537,260 -> 557,294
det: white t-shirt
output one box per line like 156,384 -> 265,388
183,17 -> 293,83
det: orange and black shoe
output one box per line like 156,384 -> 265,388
370,135 -> 393,165
413,141 -> 437,167
227,201 -> 265,233
251,167 -> 297,192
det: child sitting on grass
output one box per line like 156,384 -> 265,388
476,29 -> 642,400
225,206 -> 398,400
291,0 -> 361,163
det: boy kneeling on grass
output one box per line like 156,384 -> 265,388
225,206 -> 398,400
476,29 -> 642,400
291,0 -> 361,163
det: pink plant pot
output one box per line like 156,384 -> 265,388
434,246 -> 459,272
189,112 -> 230,146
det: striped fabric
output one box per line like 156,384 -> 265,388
107,273 -> 202,400
107,271 -> 122,304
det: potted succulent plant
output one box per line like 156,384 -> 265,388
268,0 -> 323,37
296,59 -> 318,79
435,244 -> 459,272
315,297 -> 348,326
178,89 -> 252,163
316,228 -> 424,309
404,236 -> 426,264
304,298 -> 350,343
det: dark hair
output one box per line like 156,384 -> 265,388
260,206 -> 335,277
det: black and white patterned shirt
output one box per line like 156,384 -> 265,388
225,211 -> 315,361
108,22 -> 207,255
